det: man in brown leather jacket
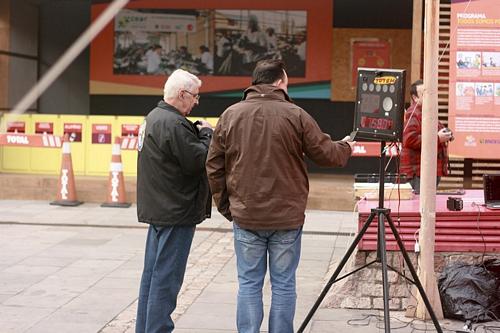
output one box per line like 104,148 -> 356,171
206,59 -> 354,333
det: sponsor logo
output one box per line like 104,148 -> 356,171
480,139 -> 500,145
464,135 -> 477,147
60,169 -> 69,199
374,76 -> 397,85
353,145 -> 367,154
6,135 -> 29,145
111,171 -> 120,202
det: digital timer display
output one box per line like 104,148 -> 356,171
360,116 -> 394,130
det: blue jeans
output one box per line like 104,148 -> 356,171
409,176 -> 441,194
233,223 -> 302,333
136,224 -> 195,333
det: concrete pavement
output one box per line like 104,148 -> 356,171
0,200 -> 469,332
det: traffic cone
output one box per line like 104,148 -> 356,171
101,136 -> 131,208
50,133 -> 82,206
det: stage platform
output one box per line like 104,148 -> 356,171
358,190 -> 500,252
0,173 -> 356,211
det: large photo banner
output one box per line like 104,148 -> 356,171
448,0 -> 500,159
90,0 -> 331,98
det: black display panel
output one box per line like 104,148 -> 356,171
352,68 -> 406,142
483,174 -> 500,203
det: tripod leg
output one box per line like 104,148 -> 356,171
296,211 -> 377,333
384,213 -> 443,333
377,212 -> 391,333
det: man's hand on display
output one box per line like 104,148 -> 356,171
342,134 -> 354,142
341,135 -> 356,151
438,127 -> 454,143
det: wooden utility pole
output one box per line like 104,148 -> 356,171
417,0 -> 444,320
411,0 -> 423,83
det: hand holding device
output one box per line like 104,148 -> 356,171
194,120 -> 213,130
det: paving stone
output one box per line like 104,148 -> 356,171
0,272 -> 47,294
0,203 -> 479,333
0,305 -> 54,333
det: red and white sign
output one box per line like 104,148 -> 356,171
7,121 -> 26,133
92,124 -> 111,144
121,124 -> 139,137
121,136 -> 138,150
0,133 -> 62,148
64,123 -> 83,142
351,142 -> 401,157
35,122 -> 54,134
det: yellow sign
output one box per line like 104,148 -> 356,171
374,76 -> 397,85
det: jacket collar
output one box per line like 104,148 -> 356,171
157,100 -> 183,116
242,84 -> 292,102
406,100 -> 422,115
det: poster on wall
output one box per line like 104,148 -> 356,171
448,0 -> 500,159
351,39 -> 391,87
114,9 -> 306,77
90,0 -> 331,99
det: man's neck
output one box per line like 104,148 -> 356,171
164,98 -> 186,116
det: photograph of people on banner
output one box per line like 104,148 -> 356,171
213,10 -> 306,77
112,8 -> 306,77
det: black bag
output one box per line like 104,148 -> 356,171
438,259 -> 500,322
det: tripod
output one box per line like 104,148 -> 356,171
297,141 -> 443,333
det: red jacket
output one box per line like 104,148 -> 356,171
400,101 -> 449,178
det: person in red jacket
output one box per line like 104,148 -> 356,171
400,79 -> 453,194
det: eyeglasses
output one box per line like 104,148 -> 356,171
183,90 -> 200,101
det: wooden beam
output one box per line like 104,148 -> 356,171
417,0 -> 444,320
411,0 -> 423,83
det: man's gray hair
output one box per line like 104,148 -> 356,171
163,69 -> 202,100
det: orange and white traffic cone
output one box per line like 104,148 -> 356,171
101,136 -> 131,208
50,133 -> 82,206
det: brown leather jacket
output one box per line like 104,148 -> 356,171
206,84 -> 352,230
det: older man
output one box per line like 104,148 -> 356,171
136,69 -> 213,333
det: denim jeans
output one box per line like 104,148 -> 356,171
409,176 -> 441,194
136,224 -> 195,333
233,223 -> 302,333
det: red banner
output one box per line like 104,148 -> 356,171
7,121 -> 26,133
351,142 -> 400,157
90,0 -> 332,96
64,123 -> 83,142
0,133 -> 62,148
92,124 -> 112,144
35,122 -> 54,134
121,124 -> 139,137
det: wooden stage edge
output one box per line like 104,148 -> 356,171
0,173 -> 357,211
357,190 -> 500,253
